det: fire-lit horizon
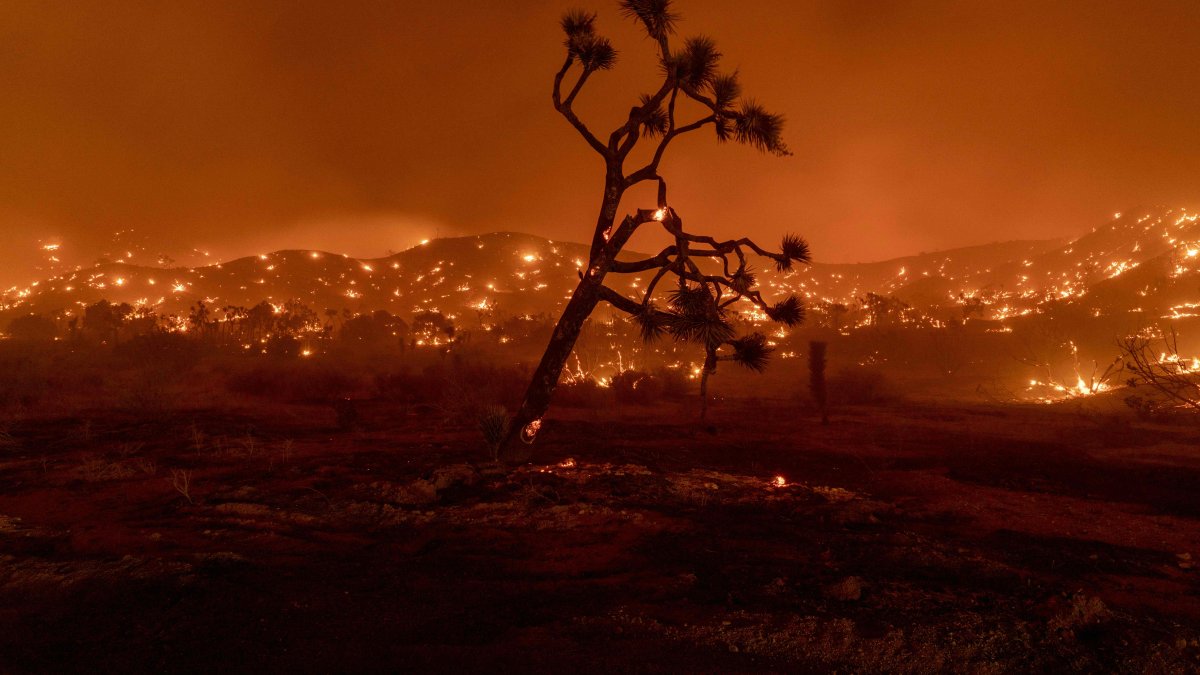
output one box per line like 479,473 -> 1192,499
5,0 -> 1200,287
4,3 -> 1200,670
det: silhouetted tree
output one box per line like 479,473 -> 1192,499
508,0 -> 809,445
341,310 -> 408,347
816,300 -> 849,332
1119,327 -> 1200,415
187,301 -> 212,335
412,311 -> 455,344
809,341 -> 828,424
83,300 -> 128,344
859,292 -> 910,327
5,314 -> 58,341
275,300 -> 320,337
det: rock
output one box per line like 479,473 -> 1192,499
822,576 -> 865,601
831,502 -> 880,526
394,479 -> 437,505
431,464 -> 479,491
477,462 -> 507,478
499,443 -> 531,463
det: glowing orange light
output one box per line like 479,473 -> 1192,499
521,418 -> 542,444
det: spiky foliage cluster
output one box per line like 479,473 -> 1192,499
729,333 -> 772,372
554,0 -> 790,164
619,0 -> 679,40
766,296 -> 805,326
666,36 -> 721,90
727,101 -> 789,155
606,211 -> 808,387
666,284 -> 734,347
778,234 -> 811,270
638,93 -> 670,138
479,405 -> 510,460
562,9 -> 617,71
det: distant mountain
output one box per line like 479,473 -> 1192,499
3,207 -> 1198,325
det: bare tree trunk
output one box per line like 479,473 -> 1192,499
506,277 -> 602,447
699,348 -> 717,420
506,176 -> 622,450
809,340 -> 828,425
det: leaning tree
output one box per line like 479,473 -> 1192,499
509,0 -> 811,444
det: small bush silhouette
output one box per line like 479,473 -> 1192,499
828,368 -> 896,405
479,405 -> 510,461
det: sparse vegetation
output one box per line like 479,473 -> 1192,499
478,405 -> 510,460
170,469 -> 194,504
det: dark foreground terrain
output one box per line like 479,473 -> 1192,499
1,397 -> 1198,673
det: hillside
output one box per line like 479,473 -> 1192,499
3,207 -> 1199,325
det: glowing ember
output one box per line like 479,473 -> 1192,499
521,418 -> 542,444
773,475 -> 787,487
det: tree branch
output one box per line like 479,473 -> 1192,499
553,57 -> 609,157
624,115 -> 717,187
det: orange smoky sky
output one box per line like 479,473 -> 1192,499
3,0 -> 1200,285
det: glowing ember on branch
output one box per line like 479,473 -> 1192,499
521,418 -> 543,444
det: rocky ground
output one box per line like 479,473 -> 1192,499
0,398 -> 1198,673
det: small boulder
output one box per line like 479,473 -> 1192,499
822,576 -> 865,601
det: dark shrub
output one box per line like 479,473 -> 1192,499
827,367 -> 896,405
654,366 -> 693,399
5,314 -> 57,341
226,361 -> 366,404
611,370 -> 664,405
555,379 -> 612,408
114,332 -> 204,372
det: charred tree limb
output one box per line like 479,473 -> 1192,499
552,56 -> 609,157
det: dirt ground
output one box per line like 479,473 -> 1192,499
1,396 -> 1198,673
